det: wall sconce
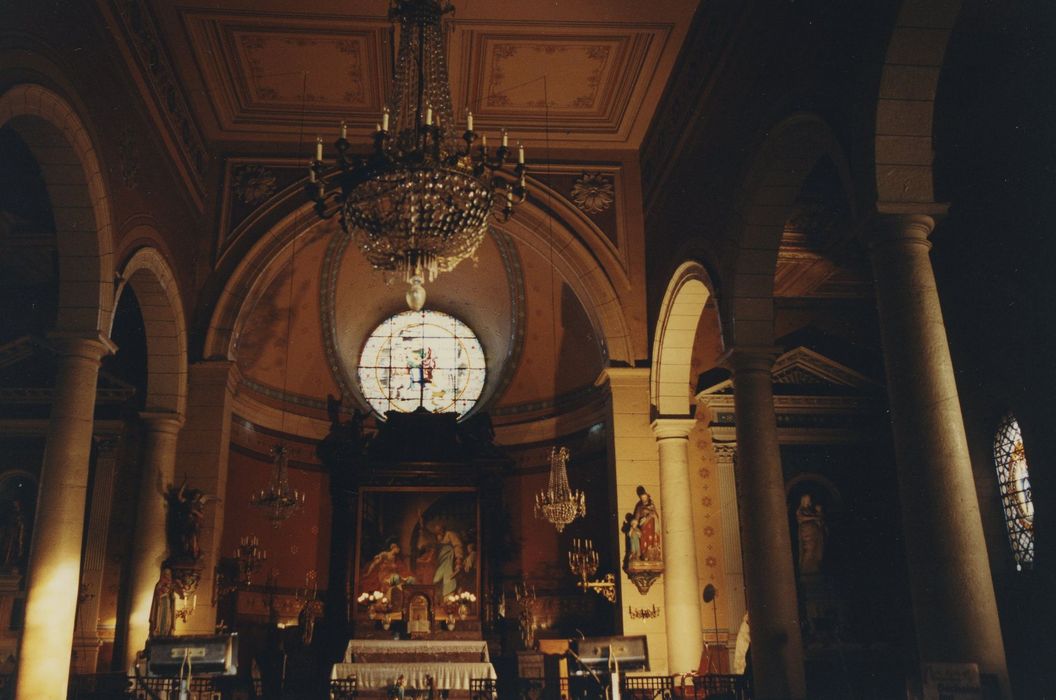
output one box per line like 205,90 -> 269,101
568,538 -> 616,603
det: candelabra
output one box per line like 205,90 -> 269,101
568,538 -> 616,603
250,444 -> 305,525
175,589 -> 197,623
534,447 -> 586,532
235,535 -> 267,585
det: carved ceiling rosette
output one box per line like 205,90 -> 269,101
570,172 -> 614,215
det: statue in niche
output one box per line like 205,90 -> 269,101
622,485 -> 664,594
795,493 -> 826,575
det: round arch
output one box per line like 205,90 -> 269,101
0,84 -> 114,337
115,243 -> 189,417
204,189 -> 634,368
724,113 -> 853,349
874,0 -> 963,207
651,261 -> 720,417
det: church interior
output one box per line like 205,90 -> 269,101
0,0 -> 1054,698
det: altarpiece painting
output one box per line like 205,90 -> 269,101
355,487 -> 480,624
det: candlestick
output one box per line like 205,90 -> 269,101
466,110 -> 473,131
340,121 -> 347,140
315,137 -> 323,161
382,108 -> 390,132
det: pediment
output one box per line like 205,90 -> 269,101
696,346 -> 880,399
771,347 -> 880,394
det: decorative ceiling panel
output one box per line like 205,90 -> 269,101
182,10 -> 390,134
453,22 -> 670,139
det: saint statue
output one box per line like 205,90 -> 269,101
149,567 -> 176,637
632,486 -> 661,561
0,500 -> 26,568
795,493 -> 826,575
165,480 -> 212,563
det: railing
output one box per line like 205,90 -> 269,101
470,677 -> 498,699
330,676 -> 359,699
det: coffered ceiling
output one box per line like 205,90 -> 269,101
115,0 -> 699,155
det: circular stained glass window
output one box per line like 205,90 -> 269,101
358,310 -> 486,418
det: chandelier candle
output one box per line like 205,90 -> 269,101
307,0 -> 527,310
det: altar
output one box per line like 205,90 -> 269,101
331,640 -> 497,692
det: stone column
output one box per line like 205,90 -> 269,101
605,368 -> 668,673
721,348 -> 805,700
16,335 -> 114,700
866,214 -> 1009,693
73,434 -> 122,674
124,412 -> 184,666
173,361 -> 238,635
712,442 -> 746,672
651,418 -> 704,675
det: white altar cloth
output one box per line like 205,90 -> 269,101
330,661 -> 497,690
343,639 -> 490,663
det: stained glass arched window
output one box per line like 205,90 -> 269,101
993,413 -> 1034,569
358,310 -> 485,418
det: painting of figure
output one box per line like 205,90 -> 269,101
356,488 -> 479,617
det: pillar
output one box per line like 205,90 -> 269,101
605,368 -> 669,673
124,412 -> 184,665
721,347 -> 805,700
652,418 -> 705,675
712,442 -> 746,672
174,361 -> 237,635
73,434 -> 121,674
866,214 -> 1009,693
16,334 -> 114,700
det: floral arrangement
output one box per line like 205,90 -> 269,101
442,591 -> 477,619
357,590 -> 387,606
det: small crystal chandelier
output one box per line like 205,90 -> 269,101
308,0 -> 527,310
251,444 -> 305,526
534,446 -> 586,532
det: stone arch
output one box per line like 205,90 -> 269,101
115,243 -> 188,417
0,84 -> 114,336
205,191 -> 634,368
724,114 -> 852,349
651,261 -> 720,417
874,0 -> 963,207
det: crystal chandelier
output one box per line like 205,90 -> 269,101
534,446 -> 586,532
250,444 -> 305,526
308,0 -> 527,310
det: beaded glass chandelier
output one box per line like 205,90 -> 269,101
250,444 -> 305,526
308,0 -> 527,310
534,447 -> 586,532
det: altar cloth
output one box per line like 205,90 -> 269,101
343,639 -> 490,663
330,661 -> 497,690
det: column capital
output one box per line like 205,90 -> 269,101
863,213 -> 938,251
46,332 -> 117,362
651,417 -> 697,440
601,366 -> 650,386
719,346 -> 781,374
139,410 -> 185,434
712,441 -> 737,462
